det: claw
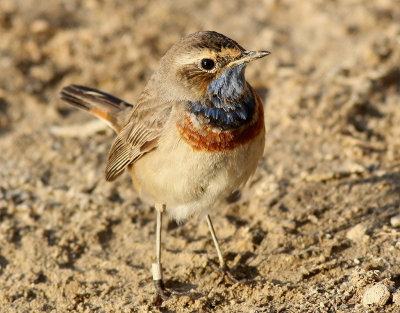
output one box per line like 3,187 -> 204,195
154,279 -> 171,305
208,259 -> 248,284
153,279 -> 192,306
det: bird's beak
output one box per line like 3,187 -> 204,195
229,50 -> 271,67
243,50 -> 271,61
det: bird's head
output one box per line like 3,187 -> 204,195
157,31 -> 270,103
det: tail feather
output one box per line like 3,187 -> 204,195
60,85 -> 133,132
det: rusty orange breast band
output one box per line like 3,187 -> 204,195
176,94 -> 264,152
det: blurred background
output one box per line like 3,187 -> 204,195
0,0 -> 399,312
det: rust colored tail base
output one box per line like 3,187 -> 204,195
60,85 -> 133,132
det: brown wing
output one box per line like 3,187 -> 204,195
105,98 -> 172,181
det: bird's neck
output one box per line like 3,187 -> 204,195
188,65 -> 255,130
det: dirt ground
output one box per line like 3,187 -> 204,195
1,0 -> 400,312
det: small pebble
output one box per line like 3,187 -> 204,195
31,19 -> 50,34
362,283 -> 390,306
393,289 -> 400,306
308,214 -> 318,224
281,219 -> 297,230
390,214 -> 400,228
346,223 -> 368,242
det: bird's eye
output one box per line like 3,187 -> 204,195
201,58 -> 215,70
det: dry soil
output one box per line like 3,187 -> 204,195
1,0 -> 400,312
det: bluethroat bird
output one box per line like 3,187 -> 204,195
60,31 -> 269,302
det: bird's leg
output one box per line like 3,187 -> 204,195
206,214 -> 225,267
152,204 -> 190,305
153,204 -> 170,303
206,214 -> 245,283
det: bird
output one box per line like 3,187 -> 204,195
60,30 -> 269,303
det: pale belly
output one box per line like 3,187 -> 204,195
129,126 -> 265,221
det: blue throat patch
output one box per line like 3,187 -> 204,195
189,64 -> 255,130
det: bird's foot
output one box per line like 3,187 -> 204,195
153,279 -> 170,305
208,259 -> 248,284
153,279 -> 191,306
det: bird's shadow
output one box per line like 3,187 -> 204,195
208,251 -> 260,282
163,280 -> 202,299
226,251 -> 260,281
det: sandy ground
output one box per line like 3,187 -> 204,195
1,0 -> 400,312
